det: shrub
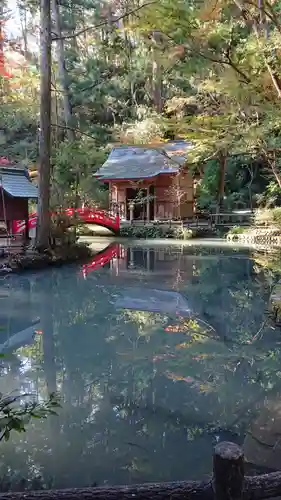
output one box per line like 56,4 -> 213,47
173,226 -> 193,240
119,225 -> 193,239
228,225 -> 246,235
272,208 -> 281,227
254,208 -> 281,228
50,212 -> 81,245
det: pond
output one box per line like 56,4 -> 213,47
0,240 -> 281,490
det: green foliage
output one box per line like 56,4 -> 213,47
52,139 -> 108,207
0,391 -> 60,443
227,225 -> 247,235
0,70 -> 39,162
6,0 -> 281,215
136,0 -> 281,209
256,181 -> 281,208
254,208 -> 281,229
270,208 -> 281,227
195,160 -> 219,211
119,224 -> 193,239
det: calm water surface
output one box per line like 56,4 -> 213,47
0,241 -> 281,489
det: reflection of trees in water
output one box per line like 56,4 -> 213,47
0,276 -> 36,346
1,247 -> 281,488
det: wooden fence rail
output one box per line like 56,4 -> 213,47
209,212 -> 254,227
1,442 -> 281,500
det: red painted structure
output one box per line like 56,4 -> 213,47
12,208 -> 120,235
0,158 -> 33,239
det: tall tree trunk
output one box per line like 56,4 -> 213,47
151,32 -> 162,113
19,6 -> 28,59
36,0 -> 52,251
0,4 -> 4,79
215,153 -> 227,222
152,59 -> 162,112
69,0 -> 78,54
52,0 -> 75,141
52,0 -> 80,210
268,151 -> 281,187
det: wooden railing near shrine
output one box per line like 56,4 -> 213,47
110,202 -> 254,228
209,211 -> 254,227
1,442 -> 281,500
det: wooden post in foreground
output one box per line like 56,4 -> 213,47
213,441 -> 244,500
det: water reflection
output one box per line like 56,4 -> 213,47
0,243 -> 281,488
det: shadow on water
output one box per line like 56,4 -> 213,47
1,241 -> 281,489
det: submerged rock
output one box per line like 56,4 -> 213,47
244,399 -> 281,471
269,280 -> 281,324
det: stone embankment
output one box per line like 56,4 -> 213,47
227,227 -> 281,246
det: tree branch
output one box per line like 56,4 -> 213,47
163,32 -> 251,84
222,25 -> 251,83
191,48 -> 251,84
244,0 -> 281,33
51,1 -> 156,41
78,70 -> 114,92
233,0 -> 281,98
50,123 -> 101,142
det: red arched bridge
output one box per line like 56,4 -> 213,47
12,208 -> 120,235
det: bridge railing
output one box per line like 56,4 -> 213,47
12,208 -> 120,235
65,208 -> 119,223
